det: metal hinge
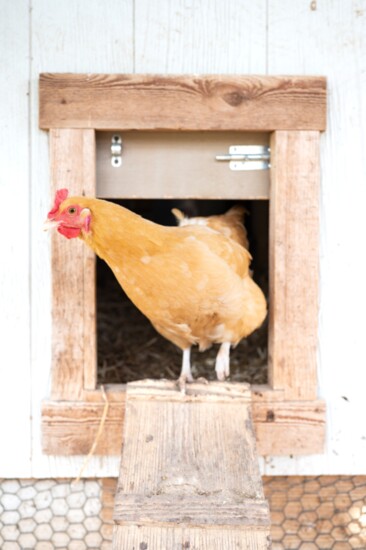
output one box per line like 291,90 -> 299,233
111,134 -> 123,167
216,145 -> 270,171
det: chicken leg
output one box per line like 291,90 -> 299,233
215,342 -> 231,381
178,347 -> 193,391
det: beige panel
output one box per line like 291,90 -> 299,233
97,131 -> 270,199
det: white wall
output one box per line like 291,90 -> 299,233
1,0 -> 365,477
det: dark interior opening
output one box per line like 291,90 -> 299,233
97,199 -> 268,384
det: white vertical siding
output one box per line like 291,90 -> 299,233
263,0 -> 366,475
134,0 -> 267,73
0,0 -> 31,477
1,0 -> 365,476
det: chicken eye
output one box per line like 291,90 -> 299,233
68,207 -> 77,215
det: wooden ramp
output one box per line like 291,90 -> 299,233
112,380 -> 271,549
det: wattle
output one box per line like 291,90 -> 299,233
58,225 -> 81,239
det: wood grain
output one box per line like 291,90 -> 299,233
39,73 -> 326,131
41,385 -> 325,456
113,525 -> 271,550
112,380 -> 270,548
268,131 -> 320,400
114,494 -> 270,527
42,401 -> 123,455
50,129 -> 96,399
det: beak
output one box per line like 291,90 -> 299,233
43,219 -> 60,231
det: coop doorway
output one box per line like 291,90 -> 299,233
40,73 -> 326,456
96,198 -> 269,385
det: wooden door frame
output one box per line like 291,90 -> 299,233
40,74 -> 326,456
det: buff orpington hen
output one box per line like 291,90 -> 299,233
45,189 -> 267,386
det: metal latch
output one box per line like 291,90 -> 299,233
111,134 -> 122,167
216,145 -> 270,171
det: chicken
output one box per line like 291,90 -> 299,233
172,205 -> 250,250
45,189 -> 267,386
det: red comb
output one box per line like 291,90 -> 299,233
47,188 -> 69,219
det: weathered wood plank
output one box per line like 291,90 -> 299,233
119,389 -> 259,499
49,129 -> 96,399
113,380 -> 270,548
113,525 -> 271,549
126,379 -> 252,401
115,494 -> 270,527
42,401 -> 123,455
41,389 -> 325,456
85,384 -> 284,403
39,74 -> 326,131
268,131 -> 320,400
254,400 -> 326,456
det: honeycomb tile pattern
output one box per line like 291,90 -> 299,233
0,476 -> 365,548
100,476 -> 366,549
263,476 -> 366,549
0,479 -> 109,549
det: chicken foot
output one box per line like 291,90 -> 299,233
178,342 -> 231,391
178,347 -> 193,392
215,342 -> 231,381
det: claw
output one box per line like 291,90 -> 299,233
177,373 -> 193,394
